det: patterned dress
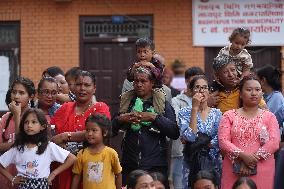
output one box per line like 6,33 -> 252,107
218,109 -> 280,189
178,107 -> 222,189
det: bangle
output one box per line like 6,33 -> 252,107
67,132 -> 72,142
11,176 -> 17,186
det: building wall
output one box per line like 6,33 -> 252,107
0,0 -> 204,84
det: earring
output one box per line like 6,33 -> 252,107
38,142 -> 42,147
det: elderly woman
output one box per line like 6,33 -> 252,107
50,70 -> 111,189
112,67 -> 179,187
210,54 -> 266,113
218,75 -> 280,189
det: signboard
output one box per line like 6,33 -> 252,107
192,0 -> 284,46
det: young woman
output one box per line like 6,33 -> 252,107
192,170 -> 218,189
126,170 -> 155,189
178,75 -> 222,189
218,75 -> 280,189
0,108 -> 76,188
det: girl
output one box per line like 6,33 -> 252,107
126,170 -> 155,189
218,27 -> 253,79
150,172 -> 166,189
71,114 -> 122,189
0,77 -> 36,189
232,177 -> 257,189
0,108 -> 76,189
178,75 -> 222,189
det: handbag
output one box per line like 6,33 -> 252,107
232,162 -> 257,176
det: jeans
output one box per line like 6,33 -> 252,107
170,156 -> 183,189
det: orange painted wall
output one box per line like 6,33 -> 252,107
0,0 -> 204,84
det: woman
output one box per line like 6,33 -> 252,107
256,65 -> 284,114
126,170 -> 155,189
178,75 -> 222,189
211,54 -> 266,113
112,66 -> 179,186
36,77 -> 61,123
50,70 -> 111,189
192,170 -> 218,189
218,75 -> 280,189
0,77 -> 35,189
232,177 -> 257,189
42,66 -> 76,103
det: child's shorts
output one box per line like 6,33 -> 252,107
19,178 -> 49,189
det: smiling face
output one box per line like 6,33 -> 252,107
75,76 -> 96,103
240,79 -> 262,107
133,72 -> 154,100
11,83 -> 31,109
216,63 -> 238,88
85,122 -> 104,145
38,81 -> 58,108
24,113 -> 44,135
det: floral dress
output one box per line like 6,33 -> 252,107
178,107 -> 222,189
218,109 -> 280,189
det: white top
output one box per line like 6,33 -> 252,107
0,142 -> 69,178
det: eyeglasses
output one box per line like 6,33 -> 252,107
39,89 -> 58,97
193,85 -> 209,92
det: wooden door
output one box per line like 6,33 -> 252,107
205,47 -> 281,82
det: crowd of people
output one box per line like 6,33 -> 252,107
0,27 -> 283,189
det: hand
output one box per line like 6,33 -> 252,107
207,91 -> 219,107
47,172 -> 57,185
180,137 -> 186,144
136,112 -> 157,122
239,152 -> 259,168
239,162 -> 252,176
192,93 -> 204,109
51,133 -> 68,145
12,175 -> 26,185
8,101 -> 21,116
118,113 -> 140,124
139,61 -> 155,68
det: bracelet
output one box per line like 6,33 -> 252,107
11,175 -> 17,186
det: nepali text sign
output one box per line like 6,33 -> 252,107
192,0 -> 284,46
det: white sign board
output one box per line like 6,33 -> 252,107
0,56 -> 10,111
192,0 -> 284,46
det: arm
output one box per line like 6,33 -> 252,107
210,110 -> 222,150
48,153 -> 77,184
255,113 -> 280,160
56,93 -> 72,104
70,174 -> 81,189
51,131 -> 86,145
115,173 -> 122,189
8,101 -> 21,134
178,107 -> 197,142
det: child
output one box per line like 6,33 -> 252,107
120,38 -> 166,114
218,27 -> 253,79
71,114 -> 122,189
0,108 -> 76,189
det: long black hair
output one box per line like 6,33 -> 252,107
13,108 -> 49,155
193,170 -> 218,189
127,170 -> 152,189
256,65 -> 282,91
232,177 -> 257,189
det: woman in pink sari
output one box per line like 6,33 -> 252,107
218,75 -> 280,189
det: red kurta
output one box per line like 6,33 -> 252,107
50,101 -> 111,189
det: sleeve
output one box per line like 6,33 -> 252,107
178,107 -> 197,142
242,50 -> 253,69
275,106 -> 284,128
126,63 -> 136,82
49,142 -> 70,163
255,112 -> 280,160
110,149 -> 122,175
211,110 -> 222,150
0,147 -> 16,167
50,103 -> 69,133
171,97 -> 181,121
218,111 -> 243,162
153,101 -> 179,140
72,150 -> 83,175
95,102 -> 111,120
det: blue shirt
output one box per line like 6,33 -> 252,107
263,91 -> 284,114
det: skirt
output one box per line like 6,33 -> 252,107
18,178 -> 49,189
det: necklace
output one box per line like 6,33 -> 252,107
75,101 -> 94,115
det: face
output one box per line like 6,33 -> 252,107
217,63 -> 238,88
134,175 -> 155,189
230,35 -> 248,55
152,180 -> 165,189
11,83 -> 31,109
136,47 -> 154,62
66,76 -> 76,93
38,81 -> 58,108
235,183 -> 252,189
162,73 -> 172,86
54,74 -> 69,94
75,76 -> 95,103
133,73 -> 154,100
194,179 -> 217,189
240,79 -> 262,106
192,79 -> 209,102
85,122 -> 104,145
24,113 -> 44,135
